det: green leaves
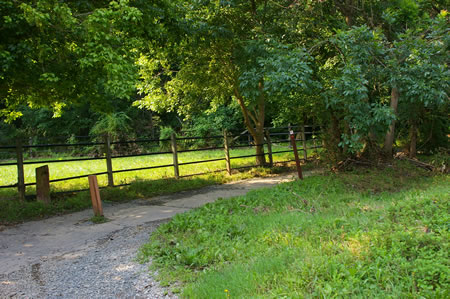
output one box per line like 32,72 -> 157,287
1,0 -> 169,119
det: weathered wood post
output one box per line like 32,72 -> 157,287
104,134 -> 114,187
290,130 -> 303,180
88,175 -> 103,217
171,133 -> 179,179
36,165 -> 50,204
223,130 -> 232,175
16,139 -> 25,201
265,129 -> 273,168
302,125 -> 307,161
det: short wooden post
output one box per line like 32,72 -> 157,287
104,134 -> 114,187
171,133 -> 179,179
265,129 -> 273,167
16,139 -> 25,201
88,175 -> 103,216
36,165 -> 50,204
290,130 -> 303,180
302,126 -> 307,161
223,130 -> 232,175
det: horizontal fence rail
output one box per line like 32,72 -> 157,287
0,125 -> 322,200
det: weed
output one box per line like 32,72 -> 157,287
90,215 -> 110,224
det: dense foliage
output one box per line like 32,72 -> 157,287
1,0 -> 449,162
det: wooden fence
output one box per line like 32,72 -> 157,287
0,126 -> 321,200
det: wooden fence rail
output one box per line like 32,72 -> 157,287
0,126 -> 322,200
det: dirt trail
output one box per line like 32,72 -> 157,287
0,173 -> 298,298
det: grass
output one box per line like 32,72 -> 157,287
0,143 -> 315,199
90,215 -> 110,224
139,160 -> 449,298
0,163 -> 302,224
0,142 -> 321,224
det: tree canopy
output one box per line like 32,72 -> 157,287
1,0 -> 448,163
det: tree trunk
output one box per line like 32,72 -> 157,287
383,87 -> 399,156
233,82 -> 266,166
409,122 -> 417,158
254,131 -> 265,166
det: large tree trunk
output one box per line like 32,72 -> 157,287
234,82 -> 266,166
409,122 -> 417,158
383,87 -> 399,156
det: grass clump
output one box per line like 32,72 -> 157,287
90,215 -> 110,224
139,162 -> 449,298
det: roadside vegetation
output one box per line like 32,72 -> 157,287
0,160 -> 306,224
139,160 -> 449,297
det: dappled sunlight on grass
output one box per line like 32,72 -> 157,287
0,144 -> 303,199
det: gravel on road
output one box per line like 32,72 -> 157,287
0,219 -> 175,299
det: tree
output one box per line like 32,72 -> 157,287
1,0 -> 168,121
135,0 -> 316,166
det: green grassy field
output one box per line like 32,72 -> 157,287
139,161 -> 449,298
0,143 -> 319,200
0,142 -> 321,224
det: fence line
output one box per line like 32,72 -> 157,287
0,126 -> 322,200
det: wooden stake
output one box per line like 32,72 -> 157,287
290,131 -> 303,180
36,165 -> 50,204
105,135 -> 114,187
223,130 -> 232,175
265,129 -> 273,168
88,175 -> 103,216
171,133 -> 179,179
16,139 -> 25,201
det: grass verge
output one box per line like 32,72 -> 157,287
139,160 -> 449,298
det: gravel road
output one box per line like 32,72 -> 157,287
0,173 -> 299,298
1,219 -> 175,299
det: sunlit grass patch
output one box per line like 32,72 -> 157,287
139,164 -> 449,298
0,144 -> 311,200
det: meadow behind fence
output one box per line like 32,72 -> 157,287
0,126 -> 322,200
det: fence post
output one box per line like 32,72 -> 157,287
290,130 -> 303,180
223,130 -> 232,175
302,125 -> 307,161
171,133 -> 179,179
88,175 -> 103,217
265,129 -> 273,168
104,134 -> 114,187
16,139 -> 25,201
36,165 -> 50,204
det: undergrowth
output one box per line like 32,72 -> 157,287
139,161 -> 449,298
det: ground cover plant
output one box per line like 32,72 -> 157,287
139,161 -> 449,297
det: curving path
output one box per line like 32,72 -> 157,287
0,173 -> 298,298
